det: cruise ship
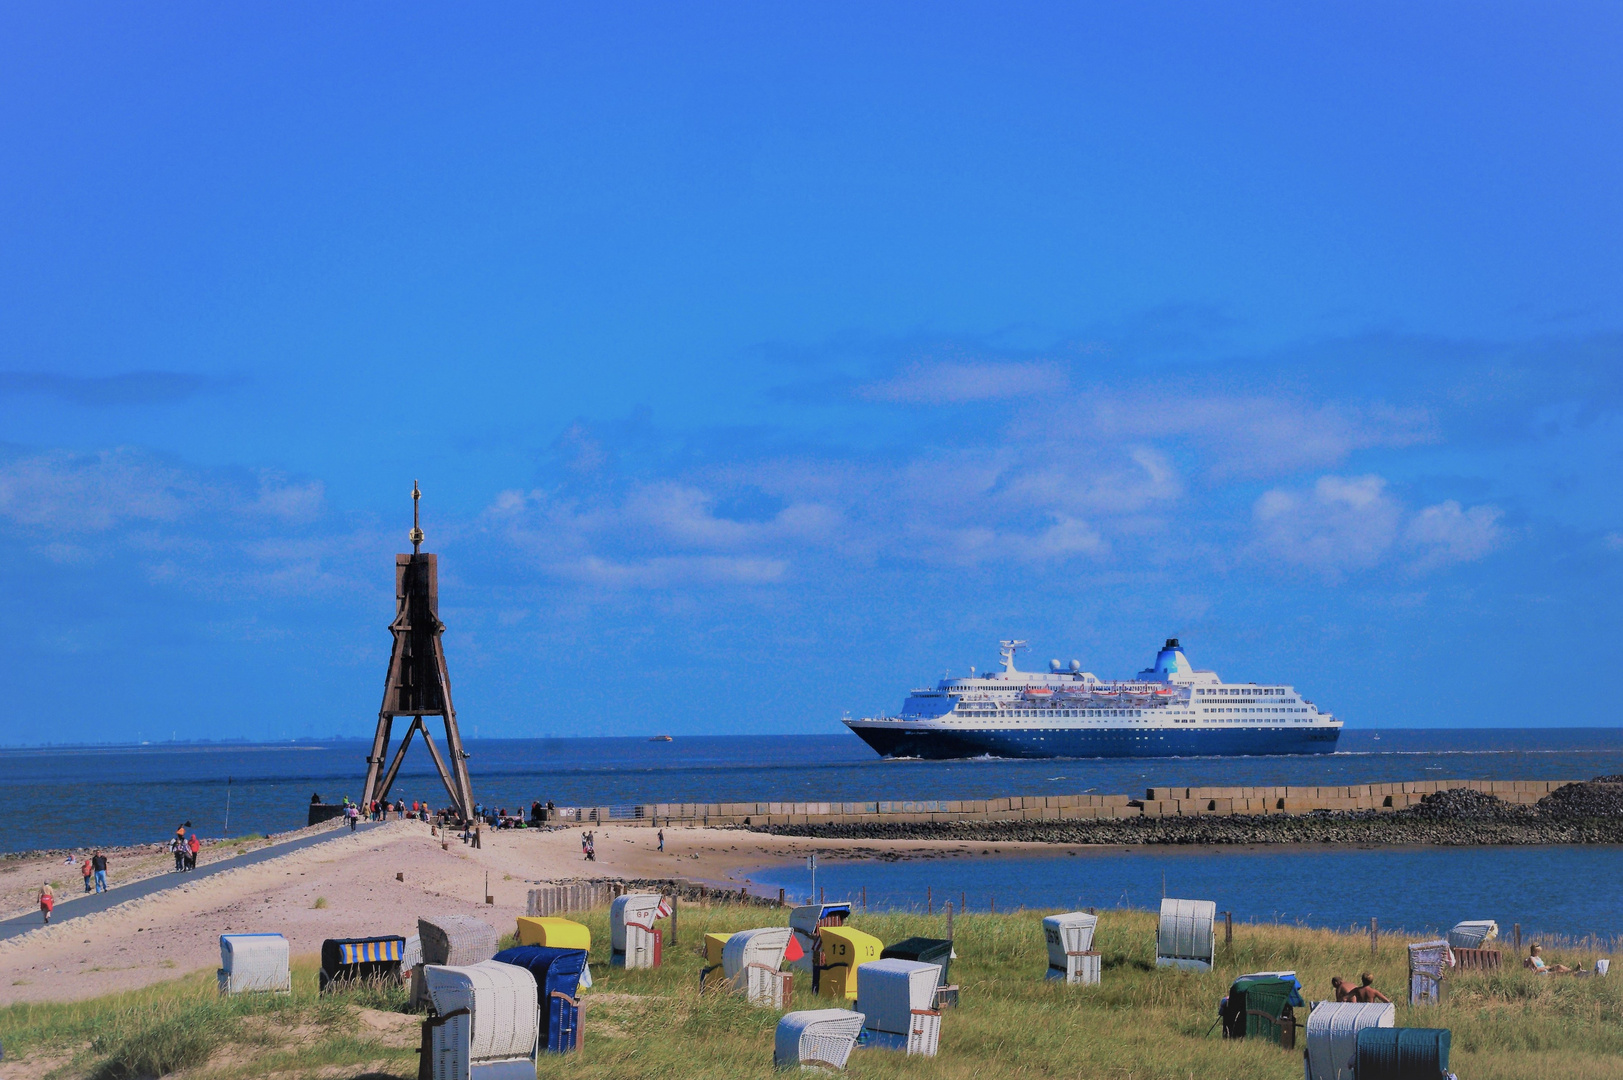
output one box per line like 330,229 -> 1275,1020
844,639 -> 1341,759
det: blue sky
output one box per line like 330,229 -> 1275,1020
2,4 -> 1621,742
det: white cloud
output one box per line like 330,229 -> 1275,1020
1404,501 -> 1503,570
551,554 -> 788,588
860,360 -> 1066,404
1049,393 -> 1434,478
1253,474 -> 1403,572
1254,474 -> 1502,576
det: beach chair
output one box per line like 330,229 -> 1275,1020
773,1009 -> 866,1070
1156,899 -> 1216,971
723,926 -> 795,1009
419,915 -> 500,967
1354,1026 -> 1456,1080
1217,971 -> 1302,1045
815,926 -> 883,1001
1446,920 -> 1498,949
1407,940 -> 1456,1006
855,958 -> 943,1056
421,961 -> 540,1080
218,933 -> 292,994
493,946 -> 589,1054
1304,1001 -> 1395,1080
701,932 -> 734,992
609,893 -> 670,969
320,935 -> 407,990
1042,912 -> 1100,985
882,937 -> 955,1004
789,903 -> 852,975
516,916 -> 591,950
403,934 -> 423,969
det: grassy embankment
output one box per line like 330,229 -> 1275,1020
1,905 -> 1618,1079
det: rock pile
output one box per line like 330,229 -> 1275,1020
1537,777 -> 1623,819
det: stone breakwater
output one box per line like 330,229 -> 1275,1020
750,780 -> 1623,846
621,777 -> 1593,829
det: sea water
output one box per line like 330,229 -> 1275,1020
7,728 -> 1621,854
6,729 -> 1623,937
746,844 -> 1623,944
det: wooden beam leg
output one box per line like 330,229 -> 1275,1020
360,714 -> 393,808
416,722 -> 461,815
376,716 -> 421,805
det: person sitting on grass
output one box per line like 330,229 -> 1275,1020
1526,944 -> 1582,974
1350,972 -> 1391,1003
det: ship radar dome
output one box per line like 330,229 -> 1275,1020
1050,659 -> 1062,672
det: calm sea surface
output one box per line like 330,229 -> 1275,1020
746,845 -> 1623,945
7,728 -> 1621,851
7,729 -> 1623,937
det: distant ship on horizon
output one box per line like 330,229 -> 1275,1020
844,639 -> 1342,760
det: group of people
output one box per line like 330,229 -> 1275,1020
580,830 -> 596,861
1330,972 -> 1391,1002
79,852 -> 109,893
170,825 -> 202,871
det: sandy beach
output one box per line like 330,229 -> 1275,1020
0,820 -> 1046,1007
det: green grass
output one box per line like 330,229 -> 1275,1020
1,906 -> 1618,1079
0,963 -> 413,1080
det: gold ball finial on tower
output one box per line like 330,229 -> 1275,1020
410,480 -> 425,553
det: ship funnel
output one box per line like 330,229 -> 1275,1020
1137,638 -> 1191,682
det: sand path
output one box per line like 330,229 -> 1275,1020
0,820 -> 1035,1006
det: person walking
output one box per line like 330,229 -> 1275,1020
81,856 -> 94,893
38,882 -> 54,924
187,832 -> 201,871
92,851 -> 108,893
346,803 -> 359,831
170,832 -> 186,872
657,829 -> 664,852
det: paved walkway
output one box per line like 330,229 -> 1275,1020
0,822 -> 383,942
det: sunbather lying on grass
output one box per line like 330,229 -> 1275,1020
1526,944 -> 1583,974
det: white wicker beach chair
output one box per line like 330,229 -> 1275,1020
610,893 -> 670,969
1156,899 -> 1217,971
419,915 -> 500,968
422,961 -> 540,1080
1446,920 -> 1498,950
774,1009 -> 866,1070
1043,912 -> 1101,984
856,958 -> 942,1056
1304,1001 -> 1395,1080
723,926 -> 794,1008
217,933 -> 292,994
403,934 -> 423,969
1407,940 -> 1455,1005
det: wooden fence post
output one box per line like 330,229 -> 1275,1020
946,901 -> 954,940
1370,917 -> 1378,957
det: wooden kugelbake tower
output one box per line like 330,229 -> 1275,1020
359,482 -> 475,820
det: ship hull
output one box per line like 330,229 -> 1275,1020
844,722 -> 1340,759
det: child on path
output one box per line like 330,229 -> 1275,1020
38,883 -> 53,924
81,857 -> 94,893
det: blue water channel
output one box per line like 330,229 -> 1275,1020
747,844 -> 1623,945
